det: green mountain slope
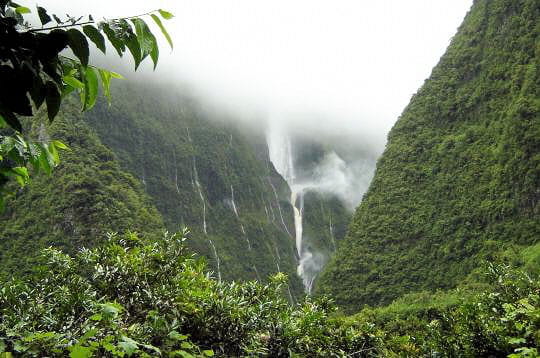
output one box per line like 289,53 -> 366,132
74,81 -> 309,294
0,109 -> 163,276
317,0 -> 540,311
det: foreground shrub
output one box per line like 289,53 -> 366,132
0,231 -> 381,357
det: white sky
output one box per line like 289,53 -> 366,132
36,0 -> 473,152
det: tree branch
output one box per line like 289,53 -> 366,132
26,10 -> 159,33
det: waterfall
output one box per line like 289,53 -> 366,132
208,239 -> 221,283
329,216 -> 336,251
291,189 -> 304,256
266,124 -> 318,294
267,178 -> 292,237
231,185 -> 250,249
173,150 -> 180,195
193,158 -> 207,235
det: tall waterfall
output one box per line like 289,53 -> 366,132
266,124 -> 317,294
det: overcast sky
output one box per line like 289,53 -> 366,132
38,0 -> 472,152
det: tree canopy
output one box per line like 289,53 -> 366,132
0,1 -> 173,209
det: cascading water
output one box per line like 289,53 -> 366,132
208,239 -> 221,283
230,185 -> 250,249
267,177 -> 292,237
329,216 -> 336,251
266,124 -> 318,294
193,158 -> 207,235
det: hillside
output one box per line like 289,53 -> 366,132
0,79 -> 354,296
0,108 -> 163,276
317,0 -> 540,311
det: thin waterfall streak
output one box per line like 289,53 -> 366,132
173,150 -> 180,195
268,178 -> 292,237
253,265 -> 261,281
329,216 -> 336,251
208,239 -> 221,283
193,158 -> 207,235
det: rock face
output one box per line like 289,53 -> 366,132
317,0 -> 540,312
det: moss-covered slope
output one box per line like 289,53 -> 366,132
317,0 -> 540,311
0,109 -> 163,276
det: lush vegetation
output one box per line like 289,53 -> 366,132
0,231 -> 379,357
78,81 -> 348,295
0,107 -> 163,277
0,230 -> 538,357
0,0 -> 172,207
317,0 -> 540,310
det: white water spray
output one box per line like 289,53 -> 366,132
266,123 -> 318,294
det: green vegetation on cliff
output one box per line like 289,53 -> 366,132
318,0 -> 540,310
0,107 -> 163,276
81,81 -> 304,293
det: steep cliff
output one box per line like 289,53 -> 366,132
317,0 -> 540,311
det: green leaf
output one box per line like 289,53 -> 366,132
123,29 -> 142,69
150,38 -> 159,70
83,25 -> 106,53
37,145 -> 53,174
52,140 -> 69,150
0,115 -> 6,128
44,81 -> 61,121
119,336 -> 138,356
37,6 -> 51,25
67,29 -> 90,67
131,18 -> 159,69
89,313 -> 102,321
180,342 -> 193,349
98,69 -> 112,104
29,74 -> 46,109
202,350 -> 214,357
101,22 -> 125,57
151,14 -> 173,49
169,331 -> 188,341
48,142 -> 59,165
100,302 -> 123,318
0,109 -> 21,132
158,9 -> 174,20
69,345 -> 93,358
63,75 -> 84,90
14,6 -> 30,14
82,67 -> 98,111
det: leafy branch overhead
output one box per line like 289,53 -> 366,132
0,1 -> 173,209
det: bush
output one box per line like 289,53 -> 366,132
0,231 -> 381,357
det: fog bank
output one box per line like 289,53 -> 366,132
38,0 -> 472,156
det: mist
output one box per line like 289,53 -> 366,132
37,0 -> 472,151
31,0 -> 472,210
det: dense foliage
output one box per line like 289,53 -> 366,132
318,0 -> 540,310
0,229 -> 538,357
0,0 -> 172,207
0,107 -> 163,277
0,231 -> 381,357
